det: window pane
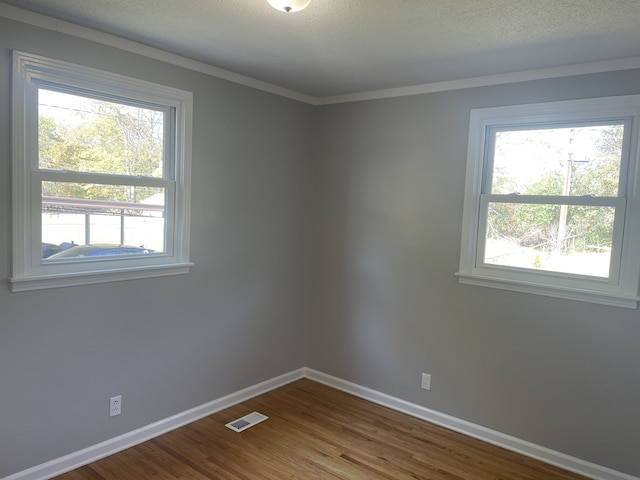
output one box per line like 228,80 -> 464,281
491,125 -> 623,197
42,182 -> 166,259
38,89 -> 164,178
484,202 -> 614,277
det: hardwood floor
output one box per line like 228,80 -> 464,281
54,379 -> 588,480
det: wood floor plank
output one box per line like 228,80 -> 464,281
53,379 -> 589,480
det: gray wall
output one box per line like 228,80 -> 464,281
0,17 -> 314,478
309,73 -> 640,477
2,12 -> 640,480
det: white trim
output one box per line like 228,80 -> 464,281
11,51 -> 194,291
8,262 -> 194,292
316,57 -> 640,105
3,368 -> 637,480
456,272 -> 639,309
0,4 -> 316,106
2,369 -> 306,480
2,3 -> 640,106
457,96 -> 640,308
304,369 -> 640,480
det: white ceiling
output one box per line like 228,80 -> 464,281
2,0 -> 640,99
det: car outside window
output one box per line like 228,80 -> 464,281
11,51 -> 193,291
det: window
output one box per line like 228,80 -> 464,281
457,96 -> 640,308
11,51 -> 193,291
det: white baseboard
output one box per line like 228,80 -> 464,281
304,368 -> 639,480
4,367 -> 638,480
3,368 -> 305,480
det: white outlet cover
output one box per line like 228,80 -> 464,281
109,395 -> 122,417
421,373 -> 431,390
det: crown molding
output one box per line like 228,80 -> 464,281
2,3 -> 640,106
317,56 -> 640,105
0,3 -> 318,105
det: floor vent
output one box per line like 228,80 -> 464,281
225,411 -> 268,432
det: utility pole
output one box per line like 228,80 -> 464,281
557,131 -> 588,253
556,148 -> 573,253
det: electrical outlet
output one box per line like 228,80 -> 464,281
421,373 -> 431,390
109,395 -> 122,417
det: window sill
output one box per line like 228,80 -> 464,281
9,262 -> 193,292
455,272 -> 639,309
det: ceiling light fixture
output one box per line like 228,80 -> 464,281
267,0 -> 311,13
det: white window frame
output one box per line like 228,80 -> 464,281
457,96 -> 640,309
10,51 -> 193,291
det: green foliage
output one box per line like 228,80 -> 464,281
565,125 -> 621,249
39,99 -> 163,205
487,125 -> 622,254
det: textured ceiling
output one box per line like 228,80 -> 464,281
2,0 -> 640,98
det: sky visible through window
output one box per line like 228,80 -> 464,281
491,125 -> 622,196
38,88 -> 166,258
483,124 -> 623,277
